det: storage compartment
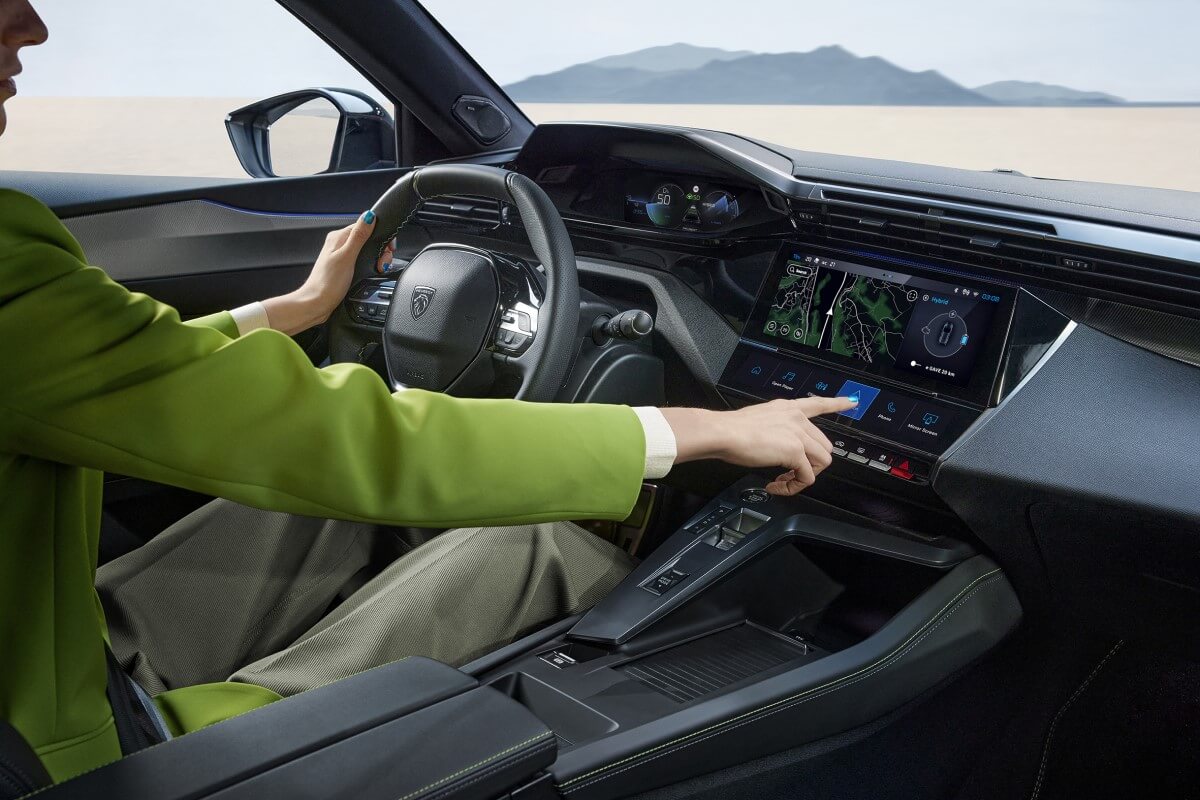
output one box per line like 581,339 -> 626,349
618,622 -> 817,703
771,538 -> 948,652
613,538 -> 948,704
490,672 -> 618,746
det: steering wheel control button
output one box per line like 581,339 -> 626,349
740,488 -> 770,504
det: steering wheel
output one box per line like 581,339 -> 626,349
353,164 -> 579,402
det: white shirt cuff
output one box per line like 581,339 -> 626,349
632,407 -> 678,480
229,302 -> 271,336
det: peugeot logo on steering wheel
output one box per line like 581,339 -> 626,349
410,286 -> 436,319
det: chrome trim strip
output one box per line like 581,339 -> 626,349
935,320 -> 1078,473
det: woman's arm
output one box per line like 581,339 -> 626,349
0,191 -> 849,522
185,221 -> 397,339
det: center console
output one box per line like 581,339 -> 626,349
473,476 -> 1021,800
720,243 -> 1019,483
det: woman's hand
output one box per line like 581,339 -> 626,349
261,211 -> 395,335
661,396 -> 857,496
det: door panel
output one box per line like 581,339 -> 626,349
63,200 -> 355,283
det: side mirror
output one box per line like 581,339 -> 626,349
226,88 -> 397,178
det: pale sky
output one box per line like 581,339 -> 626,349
16,0 -> 1200,102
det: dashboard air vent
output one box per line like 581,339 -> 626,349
414,195 -> 502,229
805,190 -> 1200,314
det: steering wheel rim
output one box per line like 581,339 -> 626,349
354,164 -> 579,402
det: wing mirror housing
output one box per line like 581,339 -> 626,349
226,88 -> 397,178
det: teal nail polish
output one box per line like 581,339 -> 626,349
363,210 -> 376,224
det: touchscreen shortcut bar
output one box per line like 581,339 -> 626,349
834,380 -> 881,421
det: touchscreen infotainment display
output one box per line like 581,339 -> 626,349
753,251 -> 1009,389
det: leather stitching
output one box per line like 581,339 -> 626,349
1028,640 -> 1123,800
396,733 -> 553,800
559,569 -> 1004,794
423,738 -> 556,800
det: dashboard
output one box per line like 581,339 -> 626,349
336,118 -> 1200,646
500,123 -> 1198,502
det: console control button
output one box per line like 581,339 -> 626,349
856,391 -> 917,439
868,460 -> 891,472
798,368 -> 843,399
764,363 -> 810,398
888,457 -> 930,481
538,649 -> 578,669
691,504 -> 734,531
829,434 -> 858,460
834,380 -> 881,421
865,447 -> 895,467
644,568 -> 690,596
847,452 -> 870,465
740,489 -> 770,504
729,353 -> 780,393
893,402 -> 962,450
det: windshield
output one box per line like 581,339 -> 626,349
423,0 -> 1200,193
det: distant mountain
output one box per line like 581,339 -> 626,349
505,44 -> 1133,106
507,45 -> 994,105
628,46 -> 994,105
974,80 -> 1124,105
586,43 -> 754,72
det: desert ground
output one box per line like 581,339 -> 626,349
1,98 -> 1198,193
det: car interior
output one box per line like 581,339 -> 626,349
5,1 -> 1200,799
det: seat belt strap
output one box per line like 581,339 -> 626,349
0,720 -> 51,798
104,645 -> 170,755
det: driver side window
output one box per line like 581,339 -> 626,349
0,0 -> 395,179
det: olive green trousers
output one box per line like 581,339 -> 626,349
96,500 -> 634,697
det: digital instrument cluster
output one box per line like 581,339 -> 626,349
624,176 -> 746,231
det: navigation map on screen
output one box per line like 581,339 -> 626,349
759,254 -> 1004,387
764,259 -> 919,364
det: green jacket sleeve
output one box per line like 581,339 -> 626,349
0,191 -> 646,526
184,310 -> 240,338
